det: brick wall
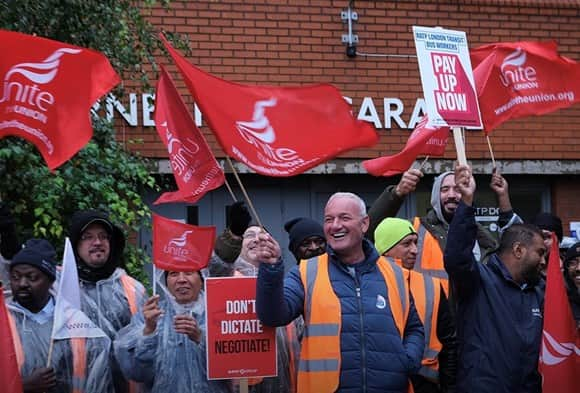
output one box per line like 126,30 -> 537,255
122,0 -> 580,163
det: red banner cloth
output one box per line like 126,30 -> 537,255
471,41 -> 580,134
539,233 -> 580,393
152,213 -> 215,271
363,116 -> 449,177
154,66 -> 224,204
0,289 -> 24,393
160,33 -> 378,177
0,30 -> 120,169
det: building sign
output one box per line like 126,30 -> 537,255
92,93 -> 431,130
205,276 -> 277,380
413,26 -> 482,128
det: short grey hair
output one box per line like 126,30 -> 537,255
326,192 -> 367,217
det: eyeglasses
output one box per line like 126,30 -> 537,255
80,232 -> 110,242
568,259 -> 580,269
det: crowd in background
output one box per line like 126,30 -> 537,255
1,163 -> 579,393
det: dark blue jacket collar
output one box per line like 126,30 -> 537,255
327,238 -> 379,273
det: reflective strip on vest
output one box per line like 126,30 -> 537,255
120,275 -> 138,315
71,337 -> 87,393
303,323 -> 340,338
299,358 -> 340,372
7,311 -> 24,369
419,365 -> 439,380
413,218 -> 449,299
303,256 -> 319,325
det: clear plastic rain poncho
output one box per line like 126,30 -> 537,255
78,268 -> 147,339
113,269 -> 231,393
7,299 -> 114,393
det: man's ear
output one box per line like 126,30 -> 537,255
512,242 -> 525,259
361,215 -> 370,233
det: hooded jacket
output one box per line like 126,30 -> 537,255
114,270 -> 230,393
68,210 -> 146,393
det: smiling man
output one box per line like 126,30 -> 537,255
114,269 -> 230,393
444,165 -> 546,393
256,192 -> 424,393
69,210 -> 147,393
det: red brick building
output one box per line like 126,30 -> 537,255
114,1 -> 580,255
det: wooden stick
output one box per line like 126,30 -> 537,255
239,378 -> 249,393
452,127 -> 467,165
225,157 -> 263,228
485,134 -> 496,169
224,177 -> 238,202
46,337 -> 55,367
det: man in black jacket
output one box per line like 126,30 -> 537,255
444,164 -> 546,393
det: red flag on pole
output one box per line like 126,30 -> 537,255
0,289 -> 24,393
0,30 -> 121,170
152,213 -> 215,272
159,33 -> 378,177
539,233 -> 580,393
154,66 -> 225,204
362,116 -> 449,177
471,41 -> 580,134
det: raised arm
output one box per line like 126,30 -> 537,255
444,165 -> 481,297
367,169 -> 423,241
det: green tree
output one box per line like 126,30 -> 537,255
0,0 -> 178,282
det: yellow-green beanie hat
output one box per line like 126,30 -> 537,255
374,217 -> 416,255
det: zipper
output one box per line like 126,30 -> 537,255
354,274 -> 367,392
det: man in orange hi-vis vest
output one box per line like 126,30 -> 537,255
6,238 -> 113,392
256,192 -> 425,393
68,210 -> 147,393
374,217 -> 457,393
367,168 -> 521,296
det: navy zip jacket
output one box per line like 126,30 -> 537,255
257,239 -> 424,393
444,202 -> 543,393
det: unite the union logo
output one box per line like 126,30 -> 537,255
163,230 -> 193,260
499,48 -> 539,91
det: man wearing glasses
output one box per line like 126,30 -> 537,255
68,210 -> 147,393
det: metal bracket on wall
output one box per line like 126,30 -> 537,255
341,6 -> 358,58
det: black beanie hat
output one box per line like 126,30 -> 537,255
565,242 -> 580,266
531,212 -> 563,242
284,217 -> 325,256
10,238 -> 57,281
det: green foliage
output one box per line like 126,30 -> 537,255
0,0 -> 185,284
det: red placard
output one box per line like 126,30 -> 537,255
205,277 -> 277,380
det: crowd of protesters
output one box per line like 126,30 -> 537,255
1,163 -> 579,393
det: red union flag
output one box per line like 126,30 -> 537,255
471,41 -> 580,134
539,233 -> 580,393
363,116 -> 449,176
0,30 -> 120,170
0,289 -> 23,393
159,33 -> 378,177
154,66 -> 224,205
153,213 -> 215,272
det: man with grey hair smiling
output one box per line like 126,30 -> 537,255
256,191 -> 424,393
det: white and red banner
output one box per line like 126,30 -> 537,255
413,26 -> 482,129
154,65 -> 224,204
160,33 -> 378,177
0,30 -> 120,170
471,41 -> 580,133
52,238 -> 106,340
152,213 -> 215,272
363,116 -> 449,176
539,233 -> 580,393
205,277 -> 277,380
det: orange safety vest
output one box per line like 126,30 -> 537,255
406,269 -> 443,382
413,217 -> 449,295
7,311 -> 87,393
119,274 -> 141,393
297,253 -> 410,393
